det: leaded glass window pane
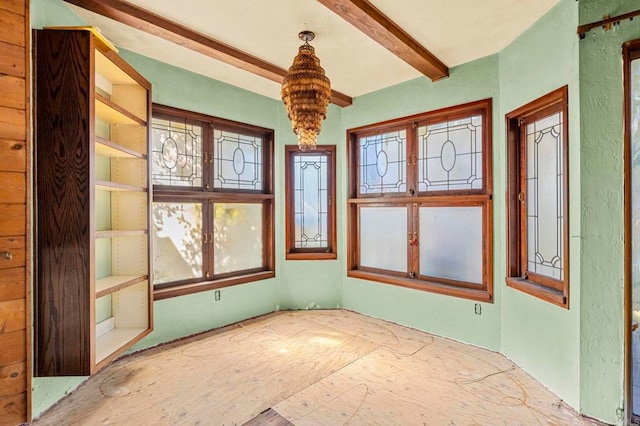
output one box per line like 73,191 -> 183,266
152,202 -> 203,284
213,130 -> 263,190
151,118 -> 203,187
214,203 -> 263,274
360,206 -> 407,272
526,112 -> 564,280
419,206 -> 483,283
359,130 -> 407,194
417,116 -> 483,191
293,153 -> 328,248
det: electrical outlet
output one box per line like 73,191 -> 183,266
215,290 -> 221,301
474,303 -> 481,315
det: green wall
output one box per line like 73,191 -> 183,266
340,54 -> 503,351
578,0 -> 640,421
29,0 -> 634,423
498,0 -> 582,412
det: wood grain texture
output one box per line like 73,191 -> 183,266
317,0 -> 448,80
0,9 -> 24,47
0,107 -> 26,140
35,29 -> 93,376
0,0 -> 29,422
0,330 -> 25,365
0,299 -> 25,334
243,408 -> 293,426
0,172 -> 25,204
0,204 -> 25,237
0,139 -> 26,172
0,0 -> 25,15
0,236 -> 25,270
0,41 -> 24,77
0,392 -> 26,426
0,268 -> 25,302
0,75 -> 25,110
0,362 -> 26,399
63,0 -> 353,106
32,311 -> 600,426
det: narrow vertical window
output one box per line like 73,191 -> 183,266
285,145 -> 336,260
506,86 -> 569,308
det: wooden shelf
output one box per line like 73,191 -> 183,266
35,28 -> 152,377
96,180 -> 146,192
96,275 -> 148,298
95,229 -> 147,239
96,93 -> 146,126
95,136 -> 146,159
96,327 -> 147,364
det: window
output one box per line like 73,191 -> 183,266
151,104 -> 274,299
505,86 -> 569,308
285,145 -> 337,260
347,99 -> 493,302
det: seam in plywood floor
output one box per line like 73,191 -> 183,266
32,309 -> 605,425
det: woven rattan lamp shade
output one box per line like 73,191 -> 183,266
281,32 -> 331,151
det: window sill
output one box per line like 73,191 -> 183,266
505,277 -> 568,309
286,252 -> 337,261
347,270 -> 492,303
153,271 -> 276,300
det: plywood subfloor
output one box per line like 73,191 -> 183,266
33,310 -> 601,425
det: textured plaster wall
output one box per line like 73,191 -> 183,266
578,0 -> 640,421
498,0 -> 582,412
341,54 -> 503,351
275,102 -> 344,310
27,0 -> 635,422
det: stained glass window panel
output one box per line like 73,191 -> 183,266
152,202 -> 203,284
360,207 -> 407,272
526,113 -> 564,280
213,130 -> 263,190
151,118 -> 203,187
214,203 -> 263,274
293,154 -> 328,248
359,130 -> 406,194
419,206 -> 483,283
417,116 -> 483,191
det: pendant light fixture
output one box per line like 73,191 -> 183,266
281,31 -> 331,151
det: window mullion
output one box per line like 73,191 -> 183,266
519,123 -> 528,278
407,122 -> 418,196
409,202 -> 419,278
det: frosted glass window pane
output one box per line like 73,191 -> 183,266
151,118 -> 203,187
213,130 -> 263,190
526,112 -> 564,280
294,153 -> 328,248
417,115 -> 483,191
360,207 -> 407,272
153,202 -> 203,284
419,206 -> 482,283
359,130 -> 406,194
214,203 -> 263,274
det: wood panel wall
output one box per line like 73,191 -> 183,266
0,0 -> 30,424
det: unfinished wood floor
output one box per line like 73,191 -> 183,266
33,310 -> 600,425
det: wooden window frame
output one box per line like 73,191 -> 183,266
151,104 -> 275,300
505,86 -> 569,308
347,99 -> 493,302
284,145 -> 337,260
623,39 -> 640,426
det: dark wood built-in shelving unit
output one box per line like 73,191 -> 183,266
34,28 -> 153,376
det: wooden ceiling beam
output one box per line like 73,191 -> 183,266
63,0 -> 353,107
317,0 -> 449,81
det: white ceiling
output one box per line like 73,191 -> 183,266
68,0 -> 560,101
